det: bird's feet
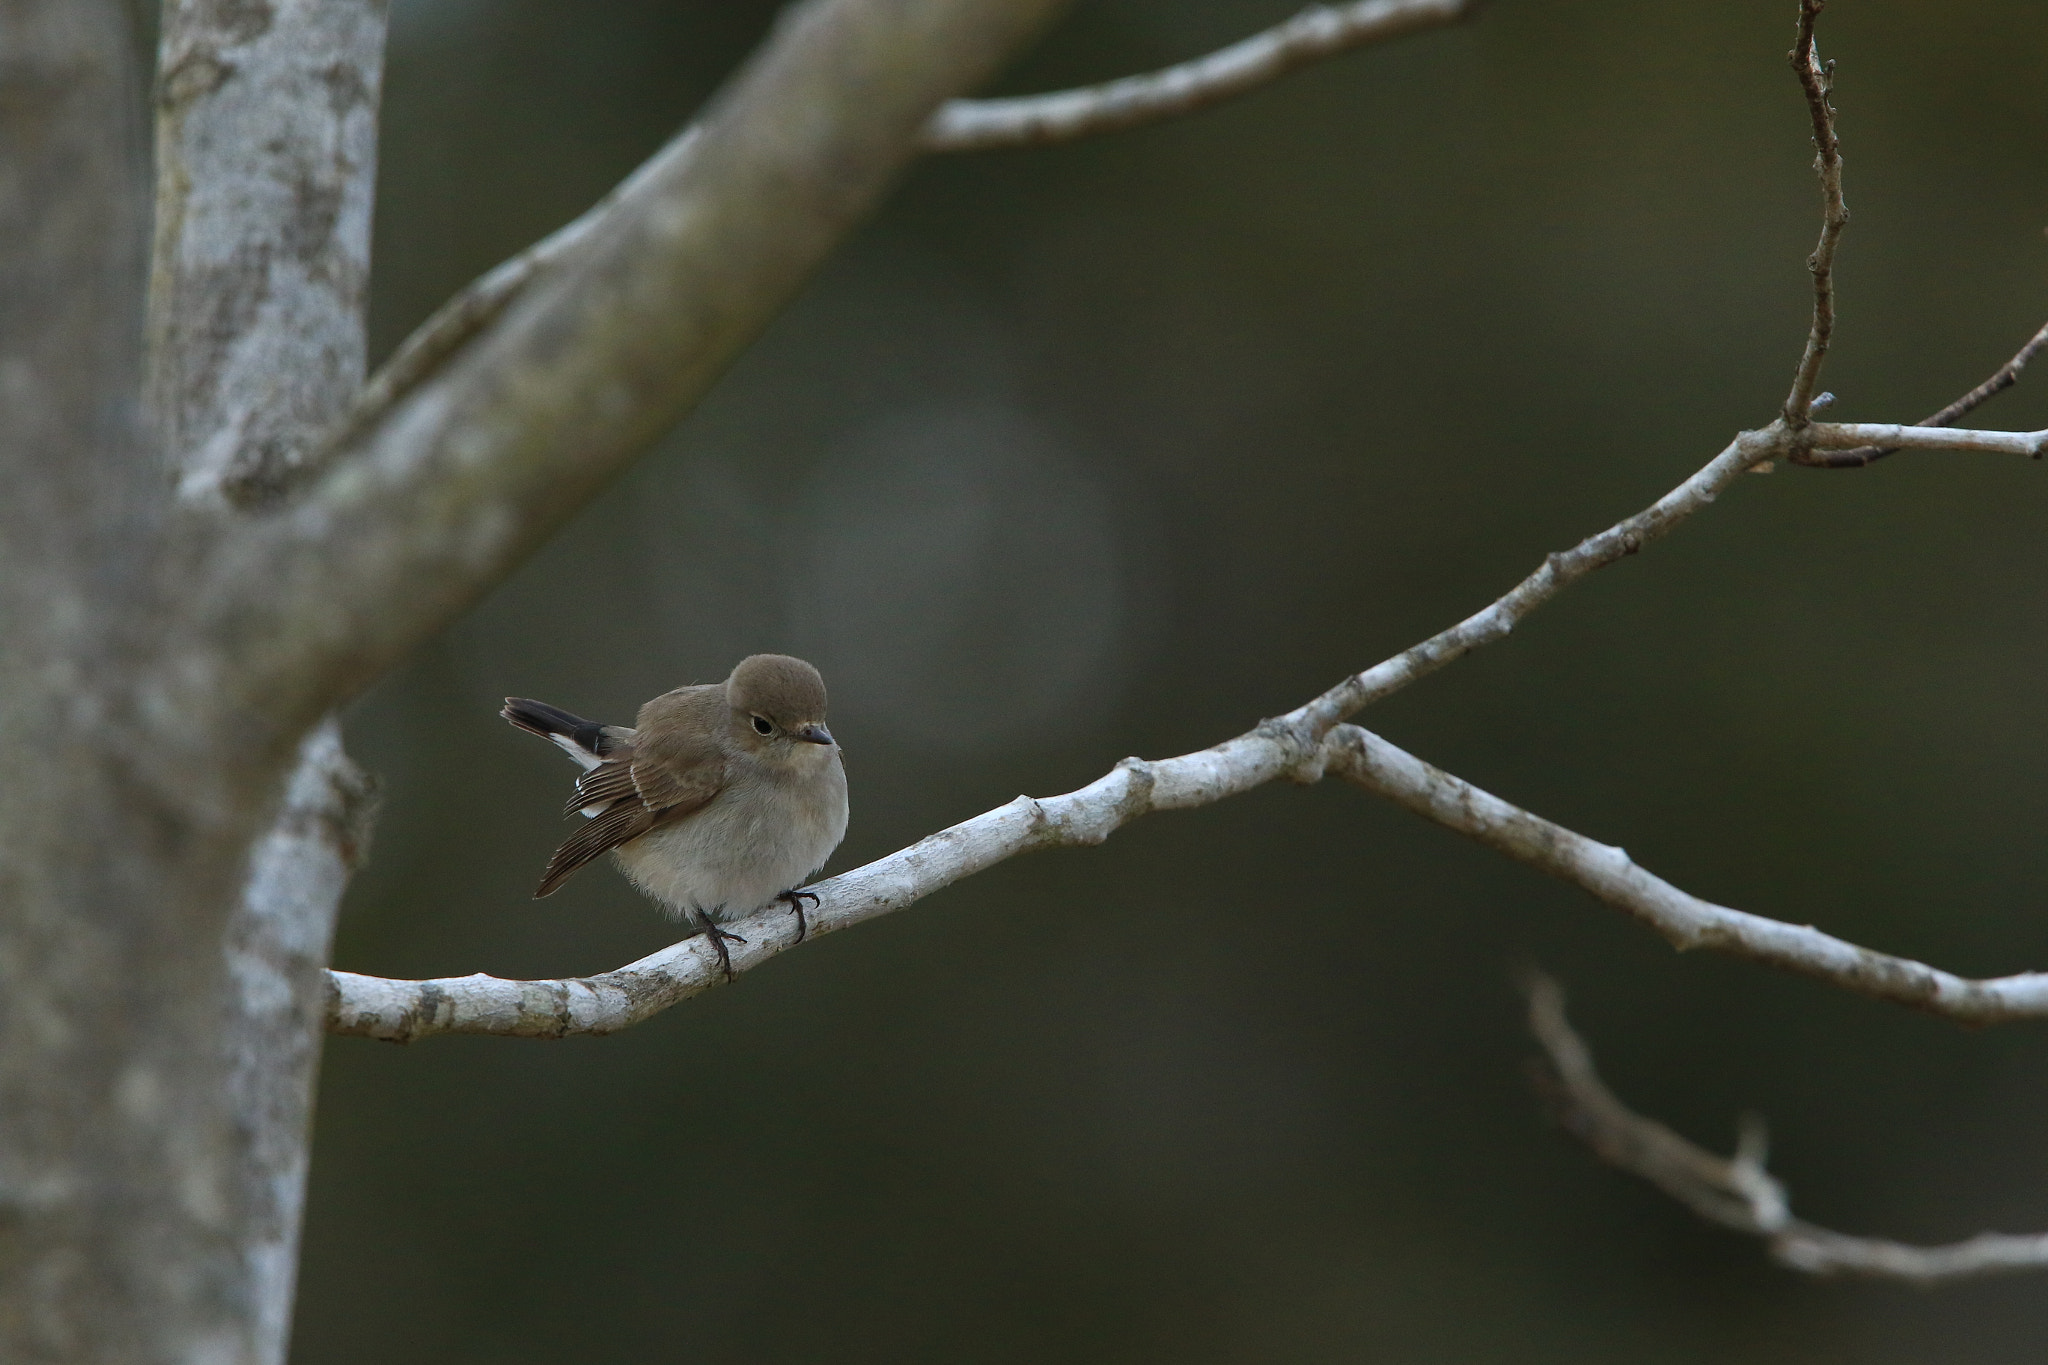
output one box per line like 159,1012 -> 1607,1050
775,888 -> 821,943
692,909 -> 748,983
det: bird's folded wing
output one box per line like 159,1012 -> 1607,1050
535,744 -> 728,897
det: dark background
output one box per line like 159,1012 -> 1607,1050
295,2 -> 2048,1360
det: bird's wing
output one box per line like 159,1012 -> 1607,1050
534,736 -> 728,898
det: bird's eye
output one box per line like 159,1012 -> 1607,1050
751,715 -> 773,736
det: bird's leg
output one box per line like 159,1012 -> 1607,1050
774,888 -> 821,943
692,906 -> 747,983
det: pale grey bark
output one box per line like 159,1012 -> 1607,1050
222,722 -> 376,1359
145,4 -> 392,1361
0,3 -> 258,1360
1803,421 -> 2048,456
1326,725 -> 2048,1021
150,0 -> 390,509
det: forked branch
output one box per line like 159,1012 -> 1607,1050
1792,319 -> 2048,467
278,2 -> 1477,504
1526,974 -> 2048,1283
327,1 -> 2048,1049
328,700 -> 2048,1040
180,0 -> 1075,755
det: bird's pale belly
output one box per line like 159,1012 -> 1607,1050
612,766 -> 846,921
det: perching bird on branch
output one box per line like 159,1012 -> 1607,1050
502,654 -> 848,979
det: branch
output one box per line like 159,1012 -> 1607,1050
921,0 -> 1478,152
329,738 -> 1304,1039
286,138 -> 681,499
224,718 -> 376,1353
1791,318 -> 2048,468
1330,727 -> 2048,1022
175,0 -> 1074,759
1526,973 -> 2048,1283
343,386 -> 2048,1039
327,414 -> 1794,1040
267,0 -> 1478,501
330,710 -> 2048,1038
1782,0 -> 1848,430
1803,421 -> 2048,457
325,419 -> 2048,1036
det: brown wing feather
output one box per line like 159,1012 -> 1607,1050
565,759 -> 641,816
532,702 -> 730,897
535,801 -> 652,898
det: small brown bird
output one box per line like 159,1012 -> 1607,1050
502,654 -> 849,979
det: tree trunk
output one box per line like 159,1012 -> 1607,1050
149,1 -> 392,1357
0,0 -> 1066,1356
0,5 -> 267,1355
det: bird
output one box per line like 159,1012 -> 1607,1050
501,654 -> 849,981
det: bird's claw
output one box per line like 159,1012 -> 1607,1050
694,912 -> 747,983
775,888 -> 821,943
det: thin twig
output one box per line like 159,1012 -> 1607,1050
1783,0 -> 1849,431
1791,318 -> 2048,467
922,0 -> 1479,152
1526,973 -> 2048,1283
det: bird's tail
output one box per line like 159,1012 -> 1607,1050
501,697 -> 625,769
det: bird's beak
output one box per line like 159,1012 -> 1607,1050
797,723 -> 835,746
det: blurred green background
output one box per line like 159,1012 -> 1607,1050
295,1 -> 2048,1360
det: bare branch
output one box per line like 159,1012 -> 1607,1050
1792,318 -> 2048,468
312,0 -> 1471,458
329,740 -> 1301,1040
1782,0 -> 1849,430
922,0 -> 1479,153
1333,727 -> 2048,1022
327,418 -> 1792,1040
1803,421 -> 2048,457
334,386 -> 2048,1039
297,0 -> 1479,516
1526,973 -> 2048,1283
177,0 -> 1074,759
328,705 -> 2048,1039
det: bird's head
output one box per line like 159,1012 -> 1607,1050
727,653 -> 835,759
